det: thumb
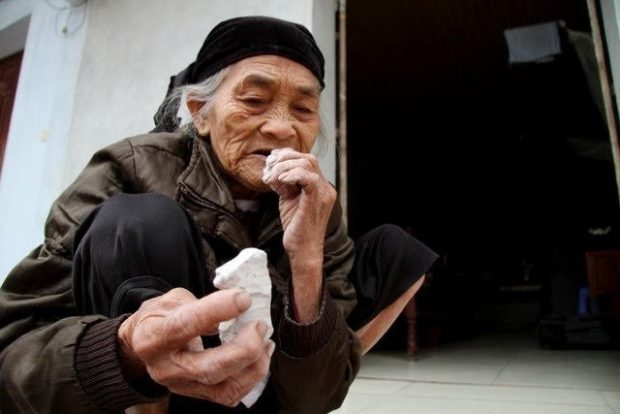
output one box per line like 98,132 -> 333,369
160,289 -> 252,349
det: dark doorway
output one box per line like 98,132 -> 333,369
346,0 -> 620,345
0,51 -> 22,177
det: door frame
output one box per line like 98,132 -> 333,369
587,0 -> 620,203
0,51 -> 23,176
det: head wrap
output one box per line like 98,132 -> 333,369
152,16 -> 325,132
189,16 -> 324,87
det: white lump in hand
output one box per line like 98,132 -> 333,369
262,151 -> 277,182
213,248 -> 273,407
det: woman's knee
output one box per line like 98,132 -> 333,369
369,224 -> 410,242
86,193 -> 190,243
75,193 -> 201,271
356,224 -> 412,258
72,193 -> 205,315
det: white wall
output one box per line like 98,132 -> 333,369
0,0 -> 33,31
0,16 -> 29,60
0,0 -> 337,284
0,0 -> 88,281
312,0 -> 338,186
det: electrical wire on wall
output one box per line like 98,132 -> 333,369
42,0 -> 87,37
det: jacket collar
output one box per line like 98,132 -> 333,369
176,133 -> 282,248
179,134 -> 237,214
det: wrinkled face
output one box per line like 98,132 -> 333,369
192,55 -> 321,194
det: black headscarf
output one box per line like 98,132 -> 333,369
152,16 -> 325,132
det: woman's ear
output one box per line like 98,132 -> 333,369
187,100 -> 209,135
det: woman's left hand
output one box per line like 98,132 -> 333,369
262,148 -> 336,321
263,148 -> 335,255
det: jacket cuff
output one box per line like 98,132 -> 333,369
279,286 -> 338,358
75,316 -> 167,412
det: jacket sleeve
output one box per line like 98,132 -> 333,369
271,200 -> 361,413
0,139 -> 160,413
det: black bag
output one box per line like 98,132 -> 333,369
538,314 -> 615,349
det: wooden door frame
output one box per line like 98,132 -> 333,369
336,0 -> 349,224
0,51 -> 23,176
587,0 -> 620,204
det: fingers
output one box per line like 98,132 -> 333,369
157,288 -> 252,350
267,147 -> 313,162
264,159 -> 319,187
263,151 -> 324,197
120,288 -> 277,407
120,288 -> 253,368
175,344 -> 273,407
150,321 -> 276,407
265,149 -> 319,176
155,321 -> 270,385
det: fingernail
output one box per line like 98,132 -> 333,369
234,290 -> 251,310
266,340 -> 276,357
256,320 -> 268,338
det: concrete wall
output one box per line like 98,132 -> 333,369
0,0 -> 33,32
0,14 -> 29,60
312,0 -> 338,184
0,0 -> 337,284
0,0 -> 88,281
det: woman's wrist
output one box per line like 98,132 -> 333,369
117,319 -> 148,381
289,257 -> 323,322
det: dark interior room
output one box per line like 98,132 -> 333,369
345,0 -> 620,349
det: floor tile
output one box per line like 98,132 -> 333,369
340,394 -> 613,414
496,349 -> 620,389
348,378 -> 409,394
400,382 -> 609,406
336,332 -> 620,414
331,393 -> 377,413
359,349 -> 507,385
602,391 -> 620,413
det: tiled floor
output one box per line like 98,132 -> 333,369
333,332 -> 620,413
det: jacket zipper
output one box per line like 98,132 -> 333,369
178,183 -> 283,249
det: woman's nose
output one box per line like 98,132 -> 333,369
260,110 -> 295,140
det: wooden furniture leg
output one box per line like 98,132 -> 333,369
404,296 -> 417,359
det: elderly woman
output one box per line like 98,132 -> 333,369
0,16 -> 437,413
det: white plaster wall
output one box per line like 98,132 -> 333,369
0,0 -> 33,30
0,1 -> 88,282
0,17 -> 29,60
312,0 -> 338,186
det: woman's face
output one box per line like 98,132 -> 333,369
192,55 -> 321,195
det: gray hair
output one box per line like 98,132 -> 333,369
160,68 -> 330,154
155,67 -> 229,133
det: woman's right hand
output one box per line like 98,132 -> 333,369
117,288 -> 275,407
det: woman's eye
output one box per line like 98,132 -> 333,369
243,97 -> 265,106
295,106 -> 314,114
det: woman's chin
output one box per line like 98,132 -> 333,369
225,160 -> 269,195
230,174 -> 271,198
247,179 -> 272,193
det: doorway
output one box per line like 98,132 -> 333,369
346,0 -> 620,346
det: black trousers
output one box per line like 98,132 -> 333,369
73,193 -> 437,330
